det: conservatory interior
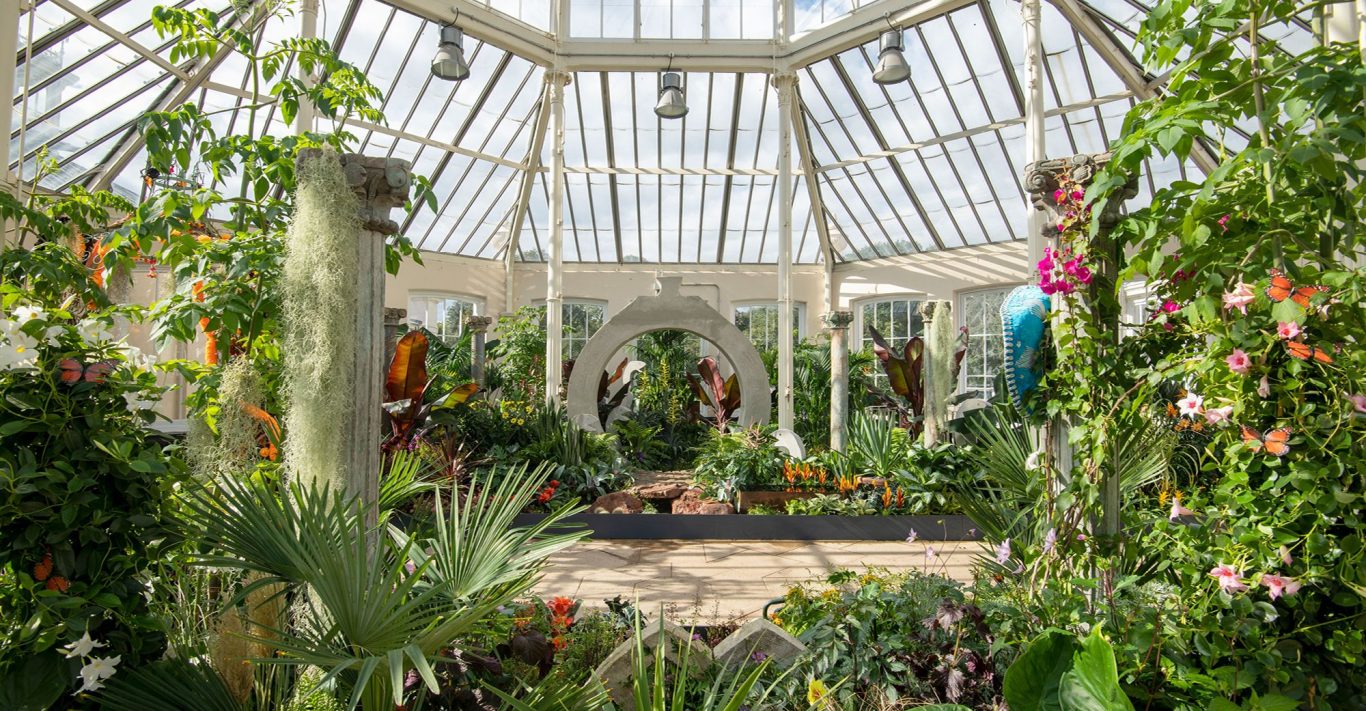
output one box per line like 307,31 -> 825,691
2,0 -> 1365,707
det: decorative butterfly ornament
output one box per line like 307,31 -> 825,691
1266,269 -> 1328,309
58,359 -> 116,384
1285,341 -> 1334,364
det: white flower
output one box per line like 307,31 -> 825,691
1025,447 -> 1044,471
13,305 -> 44,323
62,632 -> 107,659
77,319 -> 112,344
77,655 -> 120,693
41,325 -> 65,346
995,538 -> 1012,565
1176,392 -> 1204,417
0,330 -> 41,369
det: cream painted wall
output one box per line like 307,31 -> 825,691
381,241 -> 1031,337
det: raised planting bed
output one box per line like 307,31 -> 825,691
511,512 -> 982,541
735,490 -> 820,513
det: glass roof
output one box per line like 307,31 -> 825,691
9,0 -> 1315,265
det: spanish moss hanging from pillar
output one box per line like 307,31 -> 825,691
920,300 -> 954,445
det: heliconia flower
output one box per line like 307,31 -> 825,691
905,528 -> 919,543
1225,349 -> 1251,375
1259,574 -> 1303,600
1042,528 -> 1057,554
1203,405 -> 1234,425
1276,321 -> 1301,340
1177,393 -> 1204,417
1222,281 -> 1256,314
1350,394 -> 1366,414
1209,564 -> 1248,593
1257,376 -> 1272,398
1169,498 -> 1198,521
995,539 -> 1011,565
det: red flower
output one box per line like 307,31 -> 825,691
547,596 -> 576,618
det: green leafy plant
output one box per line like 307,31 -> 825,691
691,426 -> 788,500
866,326 -> 924,432
1003,628 -> 1133,711
687,356 -> 742,432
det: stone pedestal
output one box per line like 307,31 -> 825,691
465,314 -> 494,387
383,307 -> 406,366
822,311 -> 854,452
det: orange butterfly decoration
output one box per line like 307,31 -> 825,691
1286,341 -> 1334,364
58,359 -> 116,384
1240,425 -> 1292,457
1266,269 -> 1328,308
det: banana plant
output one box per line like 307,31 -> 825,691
383,330 -> 478,450
866,325 -> 924,432
597,357 -> 644,429
687,356 -> 741,432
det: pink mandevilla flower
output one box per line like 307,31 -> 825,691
1177,393 -> 1204,417
1204,406 -> 1234,426
1350,394 -> 1366,414
1259,574 -> 1303,600
1279,546 -> 1294,565
1225,349 -> 1251,375
1209,564 -> 1248,593
1222,281 -> 1255,314
1257,376 -> 1272,398
1276,321 -> 1302,340
1170,498 -> 1197,521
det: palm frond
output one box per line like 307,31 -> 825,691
96,658 -> 245,711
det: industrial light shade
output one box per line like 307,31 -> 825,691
654,71 -> 688,119
872,30 -> 911,85
431,25 -> 470,82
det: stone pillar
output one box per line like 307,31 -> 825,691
465,315 -> 494,387
920,301 -> 954,446
774,73 -> 797,431
382,307 -> 406,367
822,310 -> 854,453
1023,153 -> 1136,536
333,152 -> 411,517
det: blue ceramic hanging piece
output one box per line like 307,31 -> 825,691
1000,285 -> 1052,410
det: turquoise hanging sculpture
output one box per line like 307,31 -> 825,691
1000,285 -> 1051,409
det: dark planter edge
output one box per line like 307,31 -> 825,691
513,512 -> 982,541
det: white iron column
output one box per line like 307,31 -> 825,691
545,68 -> 570,406
294,0 -> 318,135
1022,0 -> 1046,275
823,311 -> 854,452
0,1 -> 19,245
775,73 -> 796,431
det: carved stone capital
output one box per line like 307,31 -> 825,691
1023,152 -> 1138,235
297,148 -> 412,234
464,315 -> 494,333
821,310 -> 854,331
383,307 -> 407,326
919,300 -> 950,321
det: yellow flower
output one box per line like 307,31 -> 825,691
807,679 -> 829,704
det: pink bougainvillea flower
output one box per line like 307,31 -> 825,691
1222,281 -> 1256,315
1259,574 -> 1303,600
1170,498 -> 1198,522
1276,321 -> 1302,340
1257,376 -> 1272,398
1350,394 -> 1366,414
1071,190 -> 1084,201
1162,300 -> 1181,314
1203,405 -> 1234,426
1225,349 -> 1251,375
1053,188 -> 1066,204
995,539 -> 1011,566
1177,392 -> 1204,417
1209,564 -> 1248,593
1218,214 -> 1231,231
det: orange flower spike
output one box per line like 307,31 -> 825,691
881,485 -> 892,509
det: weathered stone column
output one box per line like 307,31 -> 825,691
383,307 -> 406,366
919,301 -> 954,446
1023,153 -> 1136,536
822,311 -> 854,453
465,314 -> 494,387
336,153 -> 411,517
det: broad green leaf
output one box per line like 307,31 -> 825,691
1003,629 -> 1079,711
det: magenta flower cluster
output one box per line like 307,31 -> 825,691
1037,245 -> 1093,296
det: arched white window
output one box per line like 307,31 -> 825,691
407,293 -> 482,344
957,286 -> 1017,400
733,302 -> 805,352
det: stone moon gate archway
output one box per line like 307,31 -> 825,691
567,277 -> 771,433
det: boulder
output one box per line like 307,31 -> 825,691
672,489 -> 735,515
590,492 -> 644,514
634,482 -> 689,500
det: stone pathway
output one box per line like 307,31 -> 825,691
534,539 -> 981,624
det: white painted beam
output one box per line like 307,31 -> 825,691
380,0 -> 556,67
544,69 -> 569,406
504,81 -> 555,311
0,0 -> 20,194
775,73 -> 795,431
561,165 -> 780,176
47,0 -> 189,80
1023,0 -> 1046,275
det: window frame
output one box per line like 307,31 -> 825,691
954,284 -> 1021,401
853,294 -> 927,354
732,300 -> 806,352
406,291 -> 484,344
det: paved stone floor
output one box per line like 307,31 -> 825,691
534,539 -> 980,623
